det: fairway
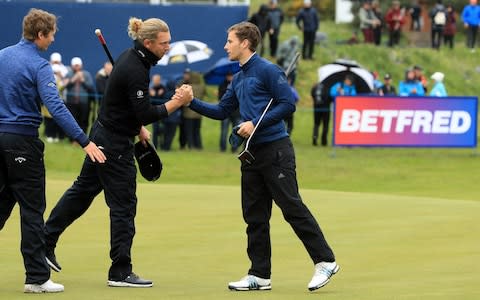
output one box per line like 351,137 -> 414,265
1,181 -> 479,299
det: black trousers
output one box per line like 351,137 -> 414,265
444,34 -> 454,49
302,31 -> 316,59
44,121 -> 137,281
0,133 -> 50,284
184,118 -> 202,150
313,109 -> 331,146
466,25 -> 479,49
241,137 -> 335,278
388,29 -> 401,47
269,29 -> 280,57
160,121 -> 178,151
431,28 -> 443,49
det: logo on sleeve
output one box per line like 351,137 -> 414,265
136,90 -> 144,99
47,82 -> 57,88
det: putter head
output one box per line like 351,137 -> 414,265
238,149 -> 255,165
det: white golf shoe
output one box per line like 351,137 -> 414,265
24,279 -> 64,293
228,275 -> 271,291
308,261 -> 339,291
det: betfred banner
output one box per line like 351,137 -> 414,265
333,96 -> 478,147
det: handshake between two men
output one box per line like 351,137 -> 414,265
172,84 -> 194,106
161,84 -> 193,116
168,84 -> 255,141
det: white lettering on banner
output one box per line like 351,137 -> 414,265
380,110 -> 398,132
395,110 -> 414,133
339,109 -> 472,134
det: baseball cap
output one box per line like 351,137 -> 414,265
50,52 -> 62,63
134,141 -> 162,181
384,73 -> 392,80
71,57 -> 83,66
430,71 -> 445,82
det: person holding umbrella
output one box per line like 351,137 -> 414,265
329,74 -> 357,100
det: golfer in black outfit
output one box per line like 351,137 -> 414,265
44,17 -> 191,287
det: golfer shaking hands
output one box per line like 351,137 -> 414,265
184,21 -> 339,292
43,16 -> 191,288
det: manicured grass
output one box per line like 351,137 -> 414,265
43,109 -> 480,201
1,182 -> 479,299
5,4 -> 479,298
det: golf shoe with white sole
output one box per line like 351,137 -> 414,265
308,261 -> 339,291
228,275 -> 271,291
24,279 -> 64,293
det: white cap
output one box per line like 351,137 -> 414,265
71,57 -> 83,66
430,72 -> 444,82
50,52 -> 62,63
304,0 -> 311,5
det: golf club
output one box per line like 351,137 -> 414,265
237,52 -> 300,164
95,28 -> 115,66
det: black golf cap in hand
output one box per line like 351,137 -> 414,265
134,141 -> 162,181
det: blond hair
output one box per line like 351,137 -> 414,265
23,8 -> 57,41
127,17 -> 169,42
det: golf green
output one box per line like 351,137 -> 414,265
1,182 -> 479,299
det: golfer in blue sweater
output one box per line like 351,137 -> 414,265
0,8 -> 105,293
187,21 -> 338,292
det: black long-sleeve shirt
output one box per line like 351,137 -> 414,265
98,41 -> 168,137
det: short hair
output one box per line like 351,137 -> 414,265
127,17 -> 169,42
22,8 -> 57,41
228,21 -> 261,52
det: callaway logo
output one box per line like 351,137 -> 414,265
47,82 -> 57,88
15,157 -> 27,163
137,90 -> 144,99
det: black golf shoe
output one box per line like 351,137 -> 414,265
107,272 -> 153,288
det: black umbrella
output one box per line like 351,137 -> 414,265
317,59 -> 374,94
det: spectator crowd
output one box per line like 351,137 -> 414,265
42,0 -> 478,150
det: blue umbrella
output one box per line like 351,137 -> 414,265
203,57 -> 241,85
